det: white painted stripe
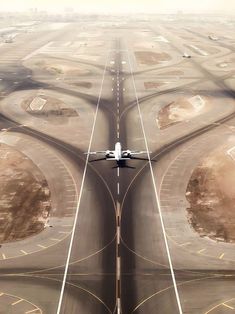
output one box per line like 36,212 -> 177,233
117,256 -> 121,277
126,48 -> 183,314
117,182 -> 120,195
117,227 -> 120,244
117,298 -> 121,314
56,52 -> 110,314
20,250 -> 28,255
12,299 -> 23,306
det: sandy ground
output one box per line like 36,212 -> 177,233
25,56 -> 91,77
157,95 -> 207,129
144,82 -> 166,89
0,143 -> 51,243
186,144 -> 235,243
216,55 -> 235,68
161,70 -> 184,76
22,92 -> 78,125
134,51 -> 171,66
196,44 -> 219,55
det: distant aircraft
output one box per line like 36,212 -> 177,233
85,142 -> 153,167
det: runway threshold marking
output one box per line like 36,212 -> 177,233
56,51 -> 110,314
126,46 -> 183,314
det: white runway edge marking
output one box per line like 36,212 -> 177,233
126,48 -> 183,314
56,52 -> 110,314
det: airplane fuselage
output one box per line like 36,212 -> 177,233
86,142 -> 149,167
106,142 -> 130,161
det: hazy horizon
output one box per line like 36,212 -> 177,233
0,0 -> 235,15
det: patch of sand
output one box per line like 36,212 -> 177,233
144,82 -> 166,90
31,58 -> 90,76
135,51 -> 171,66
186,145 -> 235,242
157,95 -> 206,129
0,143 -> 51,243
22,92 -> 78,125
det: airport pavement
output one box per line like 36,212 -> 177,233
0,16 -> 234,314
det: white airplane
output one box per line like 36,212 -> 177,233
85,142 -> 152,167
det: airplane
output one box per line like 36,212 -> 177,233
85,142 -> 154,168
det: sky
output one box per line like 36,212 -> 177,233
0,0 -> 234,14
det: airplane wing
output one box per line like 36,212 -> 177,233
84,151 -> 107,155
130,151 -> 150,155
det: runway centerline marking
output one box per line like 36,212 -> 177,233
56,51 -> 111,314
126,46 -> 183,314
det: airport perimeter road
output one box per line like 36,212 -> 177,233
0,16 -> 235,314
